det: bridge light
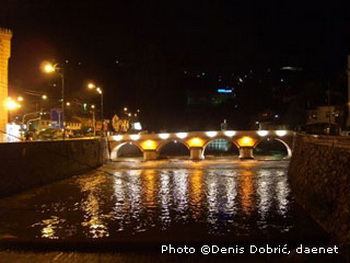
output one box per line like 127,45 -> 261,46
238,136 -> 255,147
188,137 -> 204,147
159,133 -> 170,139
257,130 -> 269,137
276,130 -> 287,137
141,140 -> 157,150
205,131 -> 218,137
113,135 -> 123,141
224,131 -> 236,137
130,134 -> 140,140
176,132 -> 188,139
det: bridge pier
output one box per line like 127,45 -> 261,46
239,147 -> 254,159
190,147 -> 204,160
143,150 -> 158,160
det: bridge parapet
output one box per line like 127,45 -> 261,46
108,130 -> 295,160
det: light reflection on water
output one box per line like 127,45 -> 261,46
0,160 -> 298,241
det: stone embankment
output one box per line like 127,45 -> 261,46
288,134 -> 350,244
0,138 -> 108,196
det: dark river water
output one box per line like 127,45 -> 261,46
0,159 -> 327,250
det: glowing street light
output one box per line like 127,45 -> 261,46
41,61 -> 65,138
43,63 -> 56,73
6,97 -> 21,110
87,82 -> 104,120
91,104 -> 96,137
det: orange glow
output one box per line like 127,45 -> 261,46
41,62 -> 56,73
240,170 -> 255,215
142,170 -> 157,210
141,140 -> 157,150
189,170 -> 204,219
5,97 -> 21,110
188,137 -> 205,147
88,83 -> 95,89
237,136 -> 255,147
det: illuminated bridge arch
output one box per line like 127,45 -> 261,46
203,138 -> 239,158
108,130 -> 295,161
158,139 -> 190,158
253,138 -> 292,159
110,141 -> 143,160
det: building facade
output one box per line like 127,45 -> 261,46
0,28 -> 12,142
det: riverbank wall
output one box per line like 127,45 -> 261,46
288,134 -> 350,244
0,138 -> 108,197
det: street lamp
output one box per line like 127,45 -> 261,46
6,97 -> 21,111
91,104 -> 96,137
87,82 -> 104,120
41,61 -> 65,139
6,97 -> 21,123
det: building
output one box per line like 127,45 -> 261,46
0,28 -> 12,141
306,106 -> 342,125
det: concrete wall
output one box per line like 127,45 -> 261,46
288,134 -> 350,244
0,138 -> 109,196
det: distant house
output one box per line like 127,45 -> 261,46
29,115 -> 82,134
306,106 -> 342,125
65,117 -> 82,135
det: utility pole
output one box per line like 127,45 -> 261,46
347,56 -> 350,128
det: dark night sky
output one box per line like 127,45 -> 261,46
1,1 -> 350,130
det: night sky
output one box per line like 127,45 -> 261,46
1,1 -> 350,131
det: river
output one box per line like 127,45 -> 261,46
0,159 -> 331,262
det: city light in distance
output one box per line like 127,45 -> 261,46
217,88 -> 232,94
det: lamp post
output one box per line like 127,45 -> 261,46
6,97 -> 21,123
42,62 -> 65,139
87,82 -> 103,119
91,104 -> 96,137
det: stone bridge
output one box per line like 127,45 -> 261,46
108,130 -> 295,160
